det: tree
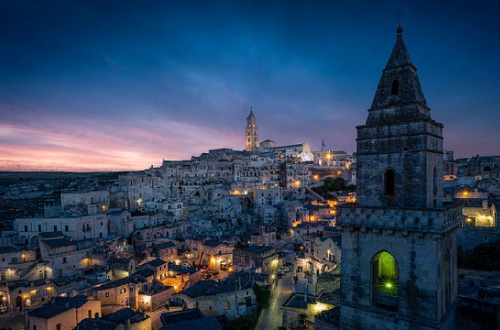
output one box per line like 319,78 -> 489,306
224,315 -> 257,330
252,284 -> 270,312
297,313 -> 309,330
311,177 -> 354,199
458,240 -> 500,271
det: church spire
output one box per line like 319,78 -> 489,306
247,107 -> 255,119
384,27 -> 413,69
368,27 -> 427,119
245,107 -> 259,153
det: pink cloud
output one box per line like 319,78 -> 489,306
0,114 -> 243,172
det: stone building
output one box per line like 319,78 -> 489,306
245,109 -> 259,153
0,246 -> 37,282
337,27 -> 461,329
462,199 -> 496,227
27,295 -> 101,330
60,190 -> 110,215
15,214 -> 108,246
456,154 -> 500,179
4,278 -> 57,311
39,233 -> 93,279
232,246 -> 275,271
76,307 -> 151,330
174,271 -> 257,320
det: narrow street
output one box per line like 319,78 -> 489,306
255,270 -> 293,330
0,311 -> 24,330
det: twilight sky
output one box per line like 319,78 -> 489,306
1,0 -> 499,171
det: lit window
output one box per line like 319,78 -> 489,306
372,251 -> 398,309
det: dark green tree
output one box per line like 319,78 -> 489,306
224,315 -> 257,330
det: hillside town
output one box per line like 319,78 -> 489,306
0,27 -> 500,330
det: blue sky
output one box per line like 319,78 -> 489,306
0,0 -> 499,171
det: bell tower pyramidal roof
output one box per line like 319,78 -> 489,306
385,27 -> 414,69
367,27 -> 429,126
356,27 -> 444,209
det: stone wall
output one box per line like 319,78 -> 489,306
338,205 -> 460,329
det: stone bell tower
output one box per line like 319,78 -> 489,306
337,27 -> 461,329
245,108 -> 259,153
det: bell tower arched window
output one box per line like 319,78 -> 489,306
383,169 -> 395,196
372,251 -> 398,309
391,80 -> 399,95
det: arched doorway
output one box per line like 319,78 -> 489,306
16,296 -> 22,307
372,251 -> 398,309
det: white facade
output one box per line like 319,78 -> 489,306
15,214 -> 108,245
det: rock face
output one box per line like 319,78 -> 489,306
337,28 -> 461,330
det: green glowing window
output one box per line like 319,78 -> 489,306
372,251 -> 398,308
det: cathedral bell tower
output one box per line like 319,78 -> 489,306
245,108 -> 259,153
337,27 -> 461,329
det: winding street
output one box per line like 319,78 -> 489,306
255,270 -> 294,330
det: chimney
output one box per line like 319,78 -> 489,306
482,200 -> 488,210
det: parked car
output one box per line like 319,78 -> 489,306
281,266 -> 290,272
277,270 -> 285,278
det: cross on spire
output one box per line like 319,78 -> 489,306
395,11 -> 405,28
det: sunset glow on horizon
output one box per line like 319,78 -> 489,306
0,114 -> 243,172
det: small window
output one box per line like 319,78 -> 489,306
225,301 -> 230,310
384,169 -> 395,196
105,292 -> 110,297
391,80 -> 399,96
56,324 -> 61,330
88,310 -> 92,318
